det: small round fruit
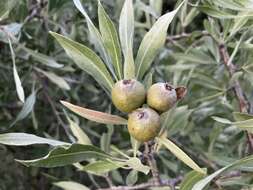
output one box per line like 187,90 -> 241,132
111,79 -> 146,113
128,108 -> 161,142
147,82 -> 177,112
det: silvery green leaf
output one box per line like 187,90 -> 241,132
157,137 -> 205,174
54,181 -> 89,190
8,38 -> 25,103
61,101 -> 127,125
11,90 -> 36,127
50,32 -> 114,92
192,155 -> 253,190
17,144 -> 112,167
180,170 -> 206,190
126,170 -> 138,186
0,133 -> 69,146
73,0 -> 116,80
198,6 -> 253,19
98,1 -> 122,80
81,160 -> 122,175
135,1 -> 185,79
119,0 -> 135,79
65,114 -> 92,145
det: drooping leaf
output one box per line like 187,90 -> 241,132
192,155 -> 253,190
157,137 -> 205,174
50,32 -> 114,92
61,101 -> 127,125
119,0 -> 135,79
8,38 -> 25,103
11,90 -> 36,127
135,1 -> 185,79
0,133 -> 69,146
98,1 -> 122,80
17,144 -> 112,167
72,0 -> 116,79
54,181 -> 90,190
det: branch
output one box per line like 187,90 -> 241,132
144,142 -> 161,185
166,31 -> 209,41
97,177 -> 182,190
219,44 -> 253,152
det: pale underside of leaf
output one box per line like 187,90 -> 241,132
0,133 -> 69,146
61,101 -> 127,125
119,0 -> 135,79
73,0 -> 116,80
135,1 -> 185,80
11,90 -> 36,127
8,37 -> 25,103
66,114 -> 92,145
54,181 -> 90,190
50,32 -> 114,92
98,1 -> 122,80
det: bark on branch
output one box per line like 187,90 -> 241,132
219,44 -> 253,152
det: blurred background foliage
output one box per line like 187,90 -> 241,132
0,0 -> 253,189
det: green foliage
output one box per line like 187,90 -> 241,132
1,0 -> 253,189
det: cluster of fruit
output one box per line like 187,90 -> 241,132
111,79 -> 186,142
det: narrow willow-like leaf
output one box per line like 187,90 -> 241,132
50,32 -> 114,92
8,38 -> 25,103
192,155 -> 253,190
61,101 -> 127,125
17,144 -> 112,167
135,1 -> 185,79
198,6 -> 253,19
157,137 -> 205,174
180,170 -> 206,190
35,68 -> 70,90
72,0 -> 116,80
65,114 -> 92,145
0,133 -> 69,146
212,115 -> 253,132
119,0 -> 135,79
98,1 -> 122,80
11,90 -> 36,127
54,181 -> 89,190
233,112 -> 253,121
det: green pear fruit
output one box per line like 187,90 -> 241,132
111,79 -> 146,113
128,107 -> 161,142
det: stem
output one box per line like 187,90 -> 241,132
219,44 -> 253,152
97,177 -> 182,190
144,142 -> 161,185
